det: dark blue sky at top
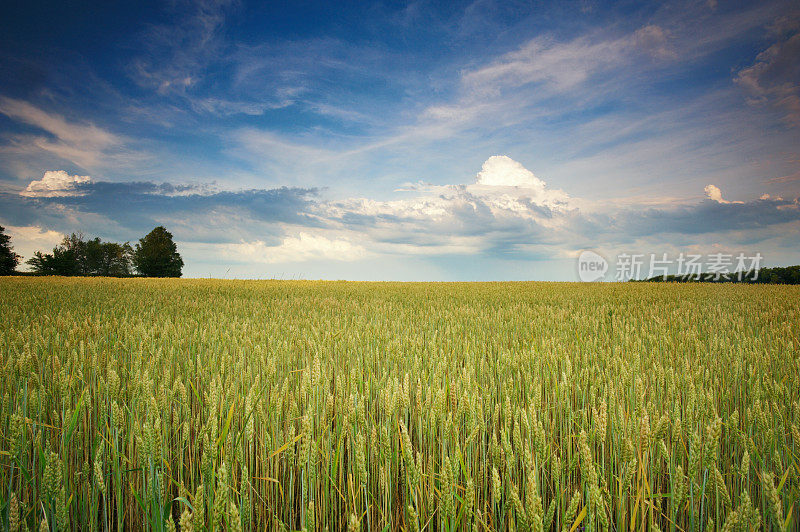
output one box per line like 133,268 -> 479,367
0,0 -> 798,279
1,1 -> 753,134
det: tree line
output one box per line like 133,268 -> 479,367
639,265 -> 800,284
0,225 -> 183,277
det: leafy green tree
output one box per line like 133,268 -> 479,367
83,238 -> 134,276
102,242 -> 134,276
0,225 -> 21,275
641,264 -> 800,284
26,233 -> 134,276
26,235 -> 81,275
25,251 -> 52,274
756,265 -> 800,284
133,226 -> 184,277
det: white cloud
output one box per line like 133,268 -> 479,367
404,3 -> 786,158
704,184 -> 743,204
310,155 -> 579,259
20,170 -> 93,197
704,183 -> 724,202
475,155 -> 545,188
224,232 -> 367,263
325,155 -> 571,224
467,156 -> 572,215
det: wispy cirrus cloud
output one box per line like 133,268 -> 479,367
128,0 -> 235,96
0,97 -> 128,170
735,12 -> 800,127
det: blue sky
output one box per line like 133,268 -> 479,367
0,0 -> 798,280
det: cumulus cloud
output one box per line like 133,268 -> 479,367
324,155 -> 570,225
470,155 -> 571,211
306,158 -> 572,261
475,155 -> 544,187
21,170 -> 92,197
704,184 -> 743,204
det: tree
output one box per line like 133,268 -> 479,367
82,238 -> 133,276
100,242 -> 134,277
26,234 -> 81,275
26,233 -> 134,276
0,226 -> 21,275
26,251 -> 53,274
134,226 -> 184,277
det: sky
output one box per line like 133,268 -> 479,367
0,0 -> 799,281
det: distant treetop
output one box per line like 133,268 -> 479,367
133,226 -> 184,278
638,265 -> 800,284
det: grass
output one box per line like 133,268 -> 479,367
0,277 -> 798,531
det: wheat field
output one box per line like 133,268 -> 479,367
0,277 -> 798,531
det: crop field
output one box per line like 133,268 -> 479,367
0,277 -> 798,531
